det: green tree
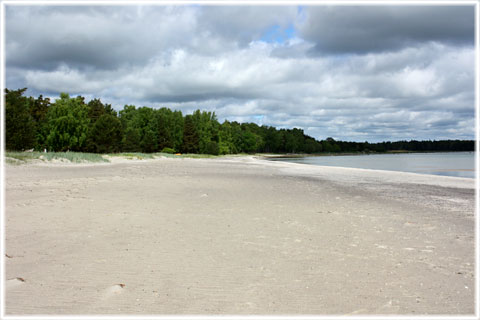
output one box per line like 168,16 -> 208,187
119,105 -> 137,130
241,130 -> 259,153
28,94 -> 51,150
262,126 -> 281,153
304,137 -> 322,153
172,111 -> 184,152
284,128 -> 305,153
141,128 -> 157,153
90,114 -> 123,153
87,98 -> 106,122
85,98 -> 117,152
191,110 -> 220,154
218,121 -> 238,154
5,88 -> 36,150
182,115 -> 199,153
136,107 -> 158,152
155,108 -> 184,153
119,105 -> 140,151
123,127 -> 141,152
205,141 -> 219,155
119,105 -> 158,152
45,93 -> 89,151
230,121 -> 243,153
155,108 -> 174,151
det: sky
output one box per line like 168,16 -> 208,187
4,3 -> 476,142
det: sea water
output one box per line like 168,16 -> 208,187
270,152 -> 476,178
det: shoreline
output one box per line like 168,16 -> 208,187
255,157 -> 475,188
262,152 -> 475,180
6,151 -> 475,181
262,150 -> 475,157
4,156 -> 475,314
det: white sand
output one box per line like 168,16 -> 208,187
4,156 -> 475,315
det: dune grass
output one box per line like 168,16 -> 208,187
5,150 -> 233,165
107,152 -> 221,159
5,151 -> 108,164
176,153 -> 220,158
108,152 -> 156,160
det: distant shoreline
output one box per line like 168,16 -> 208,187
262,150 -> 475,159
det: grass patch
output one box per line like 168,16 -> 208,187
5,151 -> 108,163
145,152 -> 222,159
153,152 -> 178,158
176,153 -> 221,159
106,152 -> 220,160
5,157 -> 23,165
107,152 -> 156,160
6,151 -> 233,165
5,151 -> 41,162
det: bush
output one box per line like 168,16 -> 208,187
161,147 -> 176,154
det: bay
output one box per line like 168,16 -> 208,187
270,152 -> 476,178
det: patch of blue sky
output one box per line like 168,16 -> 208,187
296,5 -> 307,23
260,23 -> 296,44
253,115 -> 264,125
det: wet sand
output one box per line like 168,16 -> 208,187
4,156 -> 476,315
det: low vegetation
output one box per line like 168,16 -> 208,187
6,151 -> 108,164
108,152 -> 156,160
4,150 -> 224,165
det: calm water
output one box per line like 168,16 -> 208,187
271,152 -> 476,178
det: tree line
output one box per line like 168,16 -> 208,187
4,88 -> 475,154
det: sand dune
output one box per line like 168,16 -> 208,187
4,156 -> 475,315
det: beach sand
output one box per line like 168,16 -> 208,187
4,156 -> 475,315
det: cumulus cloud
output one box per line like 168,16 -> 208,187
4,4 -> 475,142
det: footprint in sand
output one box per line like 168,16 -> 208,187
102,284 -> 126,299
6,277 -> 25,289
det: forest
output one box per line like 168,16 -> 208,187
4,88 -> 475,155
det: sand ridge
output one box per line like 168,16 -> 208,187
4,156 -> 475,315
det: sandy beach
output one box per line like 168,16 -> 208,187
4,156 -> 476,315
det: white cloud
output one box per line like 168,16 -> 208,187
25,65 -> 103,92
5,4 -> 475,142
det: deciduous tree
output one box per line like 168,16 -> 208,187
45,93 -> 89,151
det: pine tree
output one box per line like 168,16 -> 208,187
122,127 -> 141,152
182,115 -> 199,153
5,88 -> 36,150
90,114 -> 123,153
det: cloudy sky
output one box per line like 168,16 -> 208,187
5,3 -> 475,142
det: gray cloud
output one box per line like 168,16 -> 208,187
197,6 -> 297,46
6,5 -> 297,71
4,4 -> 475,142
299,6 -> 474,55
7,6 -> 208,70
